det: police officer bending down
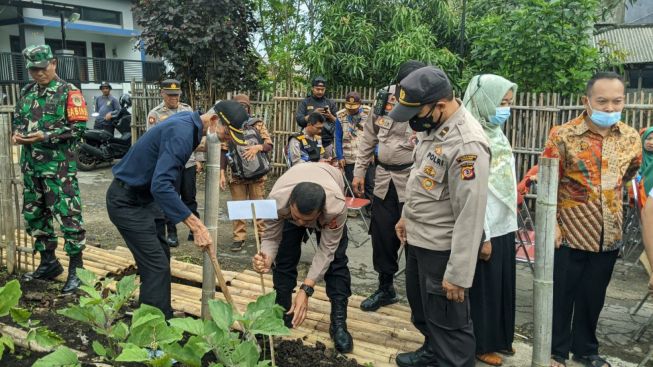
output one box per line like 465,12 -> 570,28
287,112 -> 329,166
391,67 -> 490,367
252,163 -> 353,353
106,100 -> 247,319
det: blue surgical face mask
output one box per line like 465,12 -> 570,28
489,106 -> 511,126
588,102 -> 621,128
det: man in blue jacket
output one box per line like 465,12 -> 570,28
106,100 -> 248,318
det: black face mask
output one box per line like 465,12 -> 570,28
409,104 -> 443,132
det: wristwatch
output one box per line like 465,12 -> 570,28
299,283 -> 314,297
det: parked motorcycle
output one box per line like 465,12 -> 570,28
76,93 -> 132,171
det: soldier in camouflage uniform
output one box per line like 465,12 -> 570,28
11,45 -> 88,293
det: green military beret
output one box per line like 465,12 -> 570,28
23,44 -> 54,69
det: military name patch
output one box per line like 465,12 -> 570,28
422,178 -> 435,191
427,151 -> 445,166
423,165 -> 436,177
455,154 -> 477,163
461,163 -> 476,180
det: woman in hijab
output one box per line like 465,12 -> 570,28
639,127 -> 653,293
463,74 -> 518,366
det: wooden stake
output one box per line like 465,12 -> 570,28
251,203 -> 276,366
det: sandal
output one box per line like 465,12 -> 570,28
476,353 -> 503,366
572,354 -> 611,367
551,355 -> 567,367
498,347 -> 516,356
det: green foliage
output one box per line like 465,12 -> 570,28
133,0 -> 263,105
467,0 -> 602,94
32,347 -> 81,367
0,280 -> 64,362
53,269 -> 288,367
57,269 -> 139,363
304,0 -> 459,87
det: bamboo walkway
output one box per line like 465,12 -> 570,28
4,233 -> 422,366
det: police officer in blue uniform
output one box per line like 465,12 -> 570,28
106,100 -> 248,318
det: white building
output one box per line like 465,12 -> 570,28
0,0 -> 164,104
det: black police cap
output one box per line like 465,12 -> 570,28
389,66 -> 453,122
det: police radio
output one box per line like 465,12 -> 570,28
373,87 -> 391,117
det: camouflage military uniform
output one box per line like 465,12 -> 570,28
13,55 -> 88,256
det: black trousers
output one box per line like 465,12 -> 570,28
166,166 -> 199,235
272,220 -> 352,311
106,179 -> 172,319
469,232 -> 516,354
370,181 -> 403,277
551,246 -> 618,358
343,163 -> 375,201
406,244 -> 476,367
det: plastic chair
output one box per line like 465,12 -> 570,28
343,177 -> 371,248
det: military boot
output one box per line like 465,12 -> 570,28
329,299 -> 353,353
23,249 -> 63,281
62,253 -> 84,294
396,341 -> 439,367
360,273 -> 398,311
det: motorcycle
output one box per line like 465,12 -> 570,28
76,93 -> 132,171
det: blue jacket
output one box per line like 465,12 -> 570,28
112,111 -> 202,223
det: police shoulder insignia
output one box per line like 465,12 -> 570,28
66,90 -> 88,122
460,163 -> 476,181
423,165 -> 436,177
439,126 -> 450,138
148,116 -> 156,125
375,116 -> 393,129
455,154 -> 477,163
160,115 -> 168,121
422,178 -> 435,190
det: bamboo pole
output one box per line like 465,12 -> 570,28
531,158 -> 559,367
0,112 -> 16,273
201,128 -> 220,319
251,203 -> 276,366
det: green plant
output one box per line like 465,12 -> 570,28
56,268 -> 138,362
0,280 -> 64,361
52,269 -> 289,367
168,292 -> 291,367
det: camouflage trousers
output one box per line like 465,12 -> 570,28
22,174 -> 86,256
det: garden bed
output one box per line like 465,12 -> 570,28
0,270 -> 366,367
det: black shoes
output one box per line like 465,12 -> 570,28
23,249 -> 63,281
62,253 -> 84,294
230,240 -> 244,252
329,299 -> 353,354
361,273 -> 398,311
396,343 -> 439,367
167,233 -> 179,248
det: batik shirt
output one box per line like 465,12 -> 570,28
542,112 -> 641,252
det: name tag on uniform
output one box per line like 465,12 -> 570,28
427,151 -> 446,166
307,105 -> 314,110
374,115 -> 393,130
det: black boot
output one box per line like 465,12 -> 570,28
360,273 -> 398,311
329,299 -> 353,353
396,342 -> 438,367
23,249 -> 63,281
62,253 -> 84,294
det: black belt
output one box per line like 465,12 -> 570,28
378,162 -> 412,171
115,178 -> 148,192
